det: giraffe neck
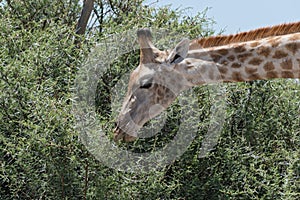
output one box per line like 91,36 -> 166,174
177,32 -> 300,86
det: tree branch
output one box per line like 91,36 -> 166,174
76,0 -> 95,35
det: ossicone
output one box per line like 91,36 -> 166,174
137,28 -> 159,64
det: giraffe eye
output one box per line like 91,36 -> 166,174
140,78 -> 153,89
140,82 -> 153,89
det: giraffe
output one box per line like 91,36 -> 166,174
114,22 -> 300,142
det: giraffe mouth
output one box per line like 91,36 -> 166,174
113,126 -> 137,142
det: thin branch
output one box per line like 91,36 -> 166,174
76,0 -> 95,35
83,159 -> 89,200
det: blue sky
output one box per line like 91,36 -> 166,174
151,0 -> 300,34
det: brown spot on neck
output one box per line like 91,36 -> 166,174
216,49 -> 229,55
231,62 -> 242,68
280,59 -> 293,70
221,60 -> 229,65
257,46 -> 271,58
248,73 -> 261,80
245,67 -> 258,74
232,72 -> 244,82
282,71 -> 294,78
273,50 -> 288,59
264,62 -> 275,71
234,45 -> 247,53
285,43 -> 299,54
237,53 -> 252,62
266,71 -> 278,78
248,57 -> 263,66
211,54 -> 223,62
227,55 -> 236,61
218,66 -> 228,74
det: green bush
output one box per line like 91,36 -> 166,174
1,0 -> 299,199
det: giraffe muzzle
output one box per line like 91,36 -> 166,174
113,126 -> 137,142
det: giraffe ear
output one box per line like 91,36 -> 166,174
167,38 -> 190,64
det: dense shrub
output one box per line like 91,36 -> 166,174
1,0 -> 299,199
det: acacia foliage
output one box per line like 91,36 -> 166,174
1,0 -> 299,199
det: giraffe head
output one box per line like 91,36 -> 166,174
114,29 -> 190,142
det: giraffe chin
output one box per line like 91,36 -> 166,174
113,127 -> 137,142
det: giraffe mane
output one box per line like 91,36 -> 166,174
197,21 -> 300,48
